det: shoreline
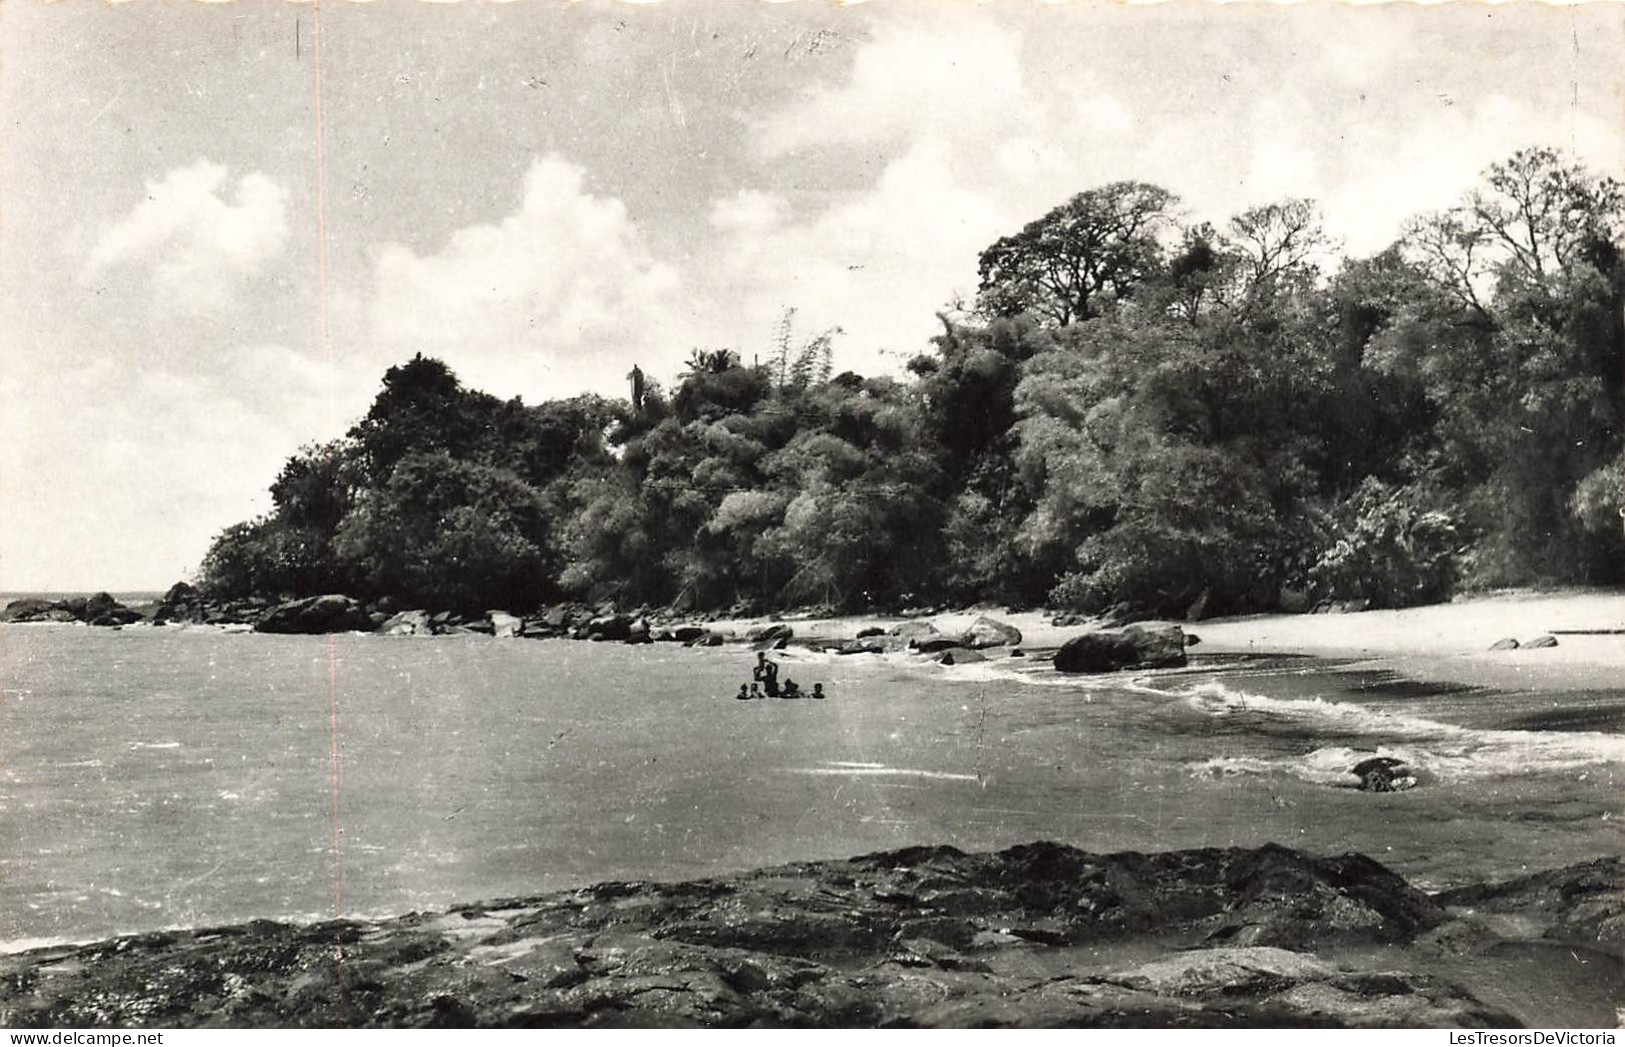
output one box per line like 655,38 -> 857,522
10,587 -> 1623,697
710,587 -> 1625,693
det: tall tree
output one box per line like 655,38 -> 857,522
977,181 -> 1179,326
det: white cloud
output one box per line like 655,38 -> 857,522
80,159 -> 288,314
1324,95 -> 1625,256
757,12 -> 1030,158
710,139 -> 1006,375
709,189 -> 789,236
1071,94 -> 1134,135
0,351 -> 332,589
370,154 -> 681,398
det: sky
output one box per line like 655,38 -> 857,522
1,1 -> 1622,591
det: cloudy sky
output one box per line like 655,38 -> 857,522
2,1 -> 1621,591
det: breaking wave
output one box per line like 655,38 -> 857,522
1174,681 -> 1625,784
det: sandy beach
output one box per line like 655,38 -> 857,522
717,588 -> 1625,695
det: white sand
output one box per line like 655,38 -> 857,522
1193,589 -> 1625,692
718,589 -> 1625,693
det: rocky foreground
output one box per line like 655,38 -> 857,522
3,842 -> 1618,1029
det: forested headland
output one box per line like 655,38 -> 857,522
196,148 -> 1625,621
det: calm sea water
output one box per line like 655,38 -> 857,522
2,623 -> 1621,949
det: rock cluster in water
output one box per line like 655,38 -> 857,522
2,842 -> 1617,1029
835,615 -> 1022,658
0,592 -> 144,627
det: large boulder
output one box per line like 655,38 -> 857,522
1351,757 -> 1417,793
887,620 -> 940,644
747,623 -> 794,645
254,595 -> 375,635
151,582 -> 209,625
83,592 -> 142,627
959,616 -> 1021,650
379,609 -> 433,636
1053,623 -> 1187,674
0,594 -> 140,626
585,614 -> 632,641
1,598 -> 57,622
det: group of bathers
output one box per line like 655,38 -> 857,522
738,651 -> 825,700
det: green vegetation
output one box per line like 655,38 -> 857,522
199,149 -> 1625,618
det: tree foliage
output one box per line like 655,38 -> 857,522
199,148 -> 1625,618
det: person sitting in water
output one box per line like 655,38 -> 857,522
753,651 -> 781,697
736,684 -> 752,701
780,679 -> 802,699
749,682 -> 763,700
812,683 -> 825,700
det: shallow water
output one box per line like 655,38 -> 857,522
1,625 -> 1620,948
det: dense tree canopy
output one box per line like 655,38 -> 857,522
199,149 -> 1625,619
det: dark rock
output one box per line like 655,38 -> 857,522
88,608 -> 143,627
1009,648 -> 1025,658
0,840 -> 1567,1029
887,621 -> 939,643
1351,757 -> 1417,793
82,592 -> 118,618
4,594 -> 139,626
254,595 -> 375,635
959,616 -> 1022,650
1489,638 -> 1520,651
1278,587 -> 1312,614
746,623 -> 794,644
1053,623 -> 1187,674
937,648 -> 986,666
1437,856 -> 1624,949
1,598 -> 58,622
381,610 -> 433,636
913,636 -> 962,653
585,614 -> 631,641
1184,633 -> 1201,647
856,626 -> 886,639
671,625 -> 708,643
1522,635 -> 1558,649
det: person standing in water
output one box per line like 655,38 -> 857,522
812,683 -> 825,700
753,651 -> 781,697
